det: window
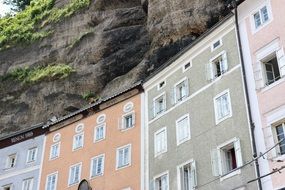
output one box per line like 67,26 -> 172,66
94,124 -> 106,142
211,138 -> 242,177
253,6 -> 270,29
276,122 -> 285,155
178,161 -> 197,190
211,39 -> 222,51
120,112 -> 135,130
176,115 -> 191,145
46,173 -> 57,190
261,53 -> 282,86
154,128 -> 167,156
50,143 -> 60,160
2,184 -> 12,190
154,173 -> 169,190
90,154 -> 104,178
157,81 -> 166,90
116,144 -> 131,169
6,154 -> 16,169
22,178 -> 33,190
68,163 -> 82,186
153,94 -> 166,117
73,133 -> 84,150
174,78 -> 189,103
214,90 -> 232,124
183,62 -> 191,72
206,51 -> 228,81
27,147 -> 37,163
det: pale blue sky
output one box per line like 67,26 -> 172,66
0,0 -> 12,17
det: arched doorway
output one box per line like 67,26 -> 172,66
78,179 -> 92,190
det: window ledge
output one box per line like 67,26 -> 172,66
154,150 -> 167,158
215,114 -> 232,125
177,137 -> 191,146
220,169 -> 241,181
90,173 -> 103,180
68,182 -> 80,187
272,154 -> 285,162
120,126 -> 135,132
72,146 -> 83,152
94,138 -> 105,143
116,164 -> 131,171
260,77 -> 285,93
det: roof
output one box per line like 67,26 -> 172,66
43,80 -> 143,129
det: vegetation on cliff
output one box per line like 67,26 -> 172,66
0,64 -> 75,83
0,0 -> 90,51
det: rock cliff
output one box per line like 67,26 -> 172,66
0,0 -> 229,137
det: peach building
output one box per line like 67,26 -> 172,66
238,0 -> 285,189
39,84 -> 144,190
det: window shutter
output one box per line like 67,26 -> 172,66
185,78 -> 190,97
206,63 -> 214,81
190,161 -> 197,189
253,62 -> 264,89
170,88 -> 176,105
210,149 -> 220,176
221,52 -> 228,73
234,139 -> 243,167
118,117 -> 123,130
263,126 -> 277,159
276,48 -> 285,77
132,113 -> 136,126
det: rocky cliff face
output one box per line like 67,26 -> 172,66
0,0 -> 229,137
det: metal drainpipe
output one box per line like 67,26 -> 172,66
230,0 -> 263,189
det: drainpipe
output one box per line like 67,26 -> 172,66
229,0 -> 263,189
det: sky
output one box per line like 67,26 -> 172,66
0,0 -> 12,17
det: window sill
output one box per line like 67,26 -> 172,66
94,138 -> 106,143
177,137 -> 191,146
272,154 -> 285,162
116,163 -> 131,170
49,156 -> 59,161
68,181 -> 80,187
154,150 -> 167,158
120,126 -> 135,132
90,173 -> 103,180
72,146 -> 83,152
215,114 -> 232,125
260,77 -> 285,93
3,167 -> 16,171
220,169 -> 241,181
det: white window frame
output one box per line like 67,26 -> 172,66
6,153 -> 17,169
211,137 -> 242,181
274,122 -> 285,156
2,184 -> 13,190
174,77 -> 189,104
72,132 -> 84,151
153,92 -> 166,117
154,127 -> 167,157
211,38 -> 223,52
250,3 -> 273,33
26,147 -> 38,163
22,178 -> 33,190
49,142 -> 60,160
90,154 -> 105,178
45,172 -> 58,190
68,163 -> 82,186
116,144 -> 132,170
153,171 -> 169,190
176,114 -> 191,145
213,89 -> 232,125
182,61 -> 192,72
207,50 -> 228,81
176,159 -> 197,190
157,81 -> 166,90
120,111 -> 135,131
94,123 -> 106,142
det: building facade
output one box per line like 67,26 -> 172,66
238,0 -> 285,189
39,85 -> 144,190
144,16 -> 258,190
0,125 -> 46,190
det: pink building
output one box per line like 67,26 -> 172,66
238,0 -> 285,189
